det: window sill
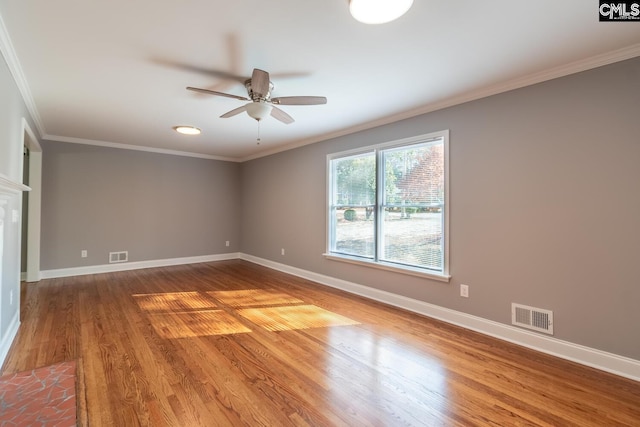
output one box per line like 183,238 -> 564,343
323,253 -> 451,283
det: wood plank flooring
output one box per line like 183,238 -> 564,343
3,260 -> 640,426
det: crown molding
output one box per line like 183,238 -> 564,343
44,134 -> 241,162
0,11 -> 45,138
240,43 -> 640,162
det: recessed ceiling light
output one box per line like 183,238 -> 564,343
349,0 -> 413,24
173,126 -> 201,135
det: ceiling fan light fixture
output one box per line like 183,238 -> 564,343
173,125 -> 201,135
349,0 -> 413,24
245,102 -> 273,121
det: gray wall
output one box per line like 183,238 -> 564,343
240,57 -> 640,360
40,141 -> 241,270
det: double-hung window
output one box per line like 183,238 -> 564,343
326,131 -> 450,281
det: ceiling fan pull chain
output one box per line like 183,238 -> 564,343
256,120 -> 261,144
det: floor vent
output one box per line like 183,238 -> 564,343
109,251 -> 128,263
511,303 -> 553,335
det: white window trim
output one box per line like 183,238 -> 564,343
325,130 -> 450,282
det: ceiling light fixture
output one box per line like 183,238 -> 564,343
349,0 -> 413,24
173,126 -> 201,135
245,102 -> 273,121
245,102 -> 274,144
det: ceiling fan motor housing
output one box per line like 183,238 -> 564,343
245,79 -> 274,102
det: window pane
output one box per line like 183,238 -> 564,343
383,142 -> 444,206
332,153 -> 376,207
381,141 -> 444,270
330,153 -> 376,258
380,207 -> 443,270
333,207 -> 375,258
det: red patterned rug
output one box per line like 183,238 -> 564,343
0,361 -> 77,426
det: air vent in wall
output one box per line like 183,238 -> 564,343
511,303 -> 553,335
109,251 -> 128,263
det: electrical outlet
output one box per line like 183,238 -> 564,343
225,241 -> 230,247
460,284 -> 469,298
281,248 -> 285,256
81,250 -> 87,258
9,290 -> 13,305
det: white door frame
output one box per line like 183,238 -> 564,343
22,118 -> 41,282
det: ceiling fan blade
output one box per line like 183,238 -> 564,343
269,71 -> 311,80
270,106 -> 295,124
152,58 -> 249,83
271,96 -> 327,106
182,67 -> 248,83
251,68 -> 270,99
220,105 -> 247,118
186,86 -> 249,101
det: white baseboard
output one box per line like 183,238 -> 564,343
40,253 -> 241,279
32,252 -> 640,382
239,253 -> 640,382
0,312 -> 20,369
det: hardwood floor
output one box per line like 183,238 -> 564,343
3,260 -> 640,426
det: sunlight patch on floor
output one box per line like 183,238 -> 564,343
238,305 -> 360,332
207,289 -> 304,308
132,289 -> 359,337
133,291 -> 217,312
147,309 -> 252,338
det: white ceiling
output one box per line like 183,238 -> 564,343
1,1 -> 639,161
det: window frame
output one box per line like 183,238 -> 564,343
324,130 -> 450,282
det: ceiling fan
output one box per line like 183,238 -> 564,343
186,68 -> 327,124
